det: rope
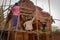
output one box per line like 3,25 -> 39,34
54,19 -> 60,21
48,0 -> 51,15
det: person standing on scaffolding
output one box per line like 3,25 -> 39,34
11,3 -> 20,29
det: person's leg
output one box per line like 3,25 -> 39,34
13,15 -> 18,29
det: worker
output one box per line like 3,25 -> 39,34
11,3 -> 20,29
41,22 -> 47,32
23,17 -> 35,31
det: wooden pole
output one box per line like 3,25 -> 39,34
14,15 -> 20,40
35,7 -> 39,40
0,21 -> 5,40
7,19 -> 12,40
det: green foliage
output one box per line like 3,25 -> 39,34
40,27 -> 47,32
0,8 -> 4,22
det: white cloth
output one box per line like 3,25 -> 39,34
24,21 -> 33,30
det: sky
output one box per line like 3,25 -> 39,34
0,0 -> 60,29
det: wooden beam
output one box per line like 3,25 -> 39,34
20,13 -> 33,16
21,6 -> 34,11
20,9 -> 33,13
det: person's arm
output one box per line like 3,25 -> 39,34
31,17 -> 35,22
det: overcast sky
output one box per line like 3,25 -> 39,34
0,0 -> 60,29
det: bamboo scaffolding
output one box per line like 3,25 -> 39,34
0,0 -> 52,40
0,21 -> 5,40
7,19 -> 11,40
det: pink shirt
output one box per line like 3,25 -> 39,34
12,6 -> 20,16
